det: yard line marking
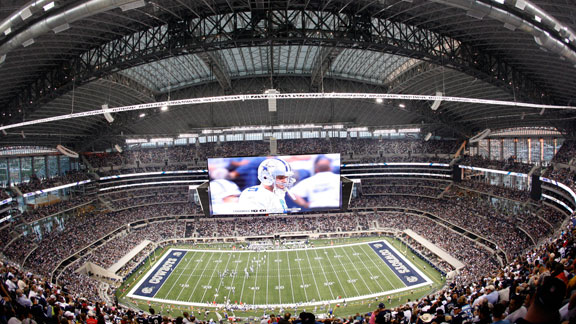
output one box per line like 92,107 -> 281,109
226,251 -> 243,303
283,250 -> 297,303
238,251 -> 252,304
187,251 -> 217,302
251,252 -> 263,305
213,252 -> 234,304
266,251 -> 270,306
297,249 -> 318,301
275,251 -> 283,304
340,245 -> 376,295
309,248 -> 334,299
199,252 -> 228,303
347,245 -> 386,292
170,251 -> 200,300
323,246 -> 356,297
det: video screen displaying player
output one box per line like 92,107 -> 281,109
207,154 -> 341,215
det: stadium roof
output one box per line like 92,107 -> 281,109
0,0 -> 575,150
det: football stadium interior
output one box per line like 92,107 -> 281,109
1,0 -> 576,323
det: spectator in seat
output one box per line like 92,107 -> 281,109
515,276 -> 566,324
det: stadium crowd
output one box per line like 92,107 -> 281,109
364,211 -> 500,284
362,184 -> 446,198
458,156 -> 534,174
83,220 -> 185,270
84,138 -> 459,169
351,194 -> 561,261
455,181 -> 531,202
4,204 -> 194,279
552,140 -> 576,164
1,188 -> 12,199
19,196 -> 94,224
106,194 -> 188,211
2,137 -> 576,324
3,174 -> 568,286
17,171 -> 91,194
2,209 -> 575,324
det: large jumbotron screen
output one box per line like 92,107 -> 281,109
208,154 -> 341,215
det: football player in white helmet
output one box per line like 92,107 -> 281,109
238,157 -> 296,213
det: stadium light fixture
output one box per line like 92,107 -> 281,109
22,38 -> 35,47
178,133 -> 198,138
398,103 -> 406,108
224,125 -> 272,132
274,124 -> 319,130
125,138 -> 148,144
139,113 -> 146,118
374,129 -> 396,134
375,98 -> 383,104
149,137 -> 173,142
398,128 -> 421,133
52,23 -> 70,34
20,7 -> 32,20
348,127 -> 368,132
160,105 -> 169,111
43,2 -> 55,11
120,0 -> 146,11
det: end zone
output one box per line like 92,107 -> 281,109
368,240 -> 432,287
127,249 -> 188,298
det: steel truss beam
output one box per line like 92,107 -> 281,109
196,51 -> 232,93
310,47 -> 344,91
4,8 -> 554,123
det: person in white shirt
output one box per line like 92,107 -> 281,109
209,167 -> 241,215
239,158 -> 296,214
5,277 -> 18,292
291,155 -> 340,209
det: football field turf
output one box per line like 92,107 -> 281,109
127,240 -> 432,307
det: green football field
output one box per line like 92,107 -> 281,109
127,240 -> 433,307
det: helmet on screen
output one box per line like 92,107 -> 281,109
258,158 -> 295,191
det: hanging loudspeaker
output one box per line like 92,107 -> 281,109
57,145 -> 79,158
431,91 -> 443,110
102,104 -> 114,123
469,129 -> 491,144
265,89 -> 279,112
